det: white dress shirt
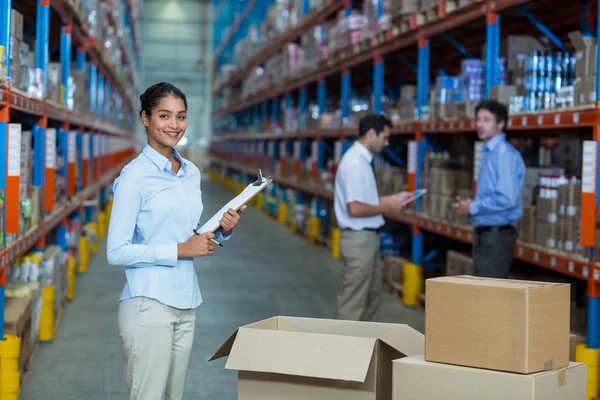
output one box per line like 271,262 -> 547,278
334,141 -> 385,230
107,144 -> 232,310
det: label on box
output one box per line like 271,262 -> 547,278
83,134 -> 90,160
408,141 -> 417,174
547,238 -> 556,248
45,128 -> 56,169
8,123 -> 21,177
582,141 -> 596,193
547,213 -> 557,223
565,240 -> 574,251
68,131 -> 76,163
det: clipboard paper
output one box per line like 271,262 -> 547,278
198,178 -> 273,233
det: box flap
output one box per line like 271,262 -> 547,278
568,31 -> 596,51
209,329 -> 239,362
225,326 -> 377,382
379,326 -> 425,357
429,275 -> 567,289
209,317 -> 279,362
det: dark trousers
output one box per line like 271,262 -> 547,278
472,226 -> 518,279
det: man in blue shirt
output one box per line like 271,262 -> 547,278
453,100 -> 525,278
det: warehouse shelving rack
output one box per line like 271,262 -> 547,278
209,0 -> 600,353
0,0 -> 139,341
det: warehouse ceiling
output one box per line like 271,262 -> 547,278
139,0 -> 214,146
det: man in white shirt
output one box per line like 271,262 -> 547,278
334,114 -> 412,321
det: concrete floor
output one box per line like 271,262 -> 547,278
20,178 -> 424,400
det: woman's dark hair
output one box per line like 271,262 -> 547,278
139,82 -> 188,120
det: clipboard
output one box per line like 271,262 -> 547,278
194,170 -> 273,235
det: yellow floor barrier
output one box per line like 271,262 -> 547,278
277,202 -> 288,224
79,236 -> 90,273
402,262 -> 423,306
98,211 -> 107,239
308,217 -> 320,244
576,344 -> 600,399
39,286 -> 56,343
67,255 -> 77,301
330,228 -> 341,259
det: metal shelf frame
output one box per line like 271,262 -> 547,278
211,0 -> 600,351
0,0 -> 137,339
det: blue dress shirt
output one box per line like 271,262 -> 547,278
107,144 -> 231,309
469,134 -> 525,227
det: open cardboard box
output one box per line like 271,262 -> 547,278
210,316 -> 424,400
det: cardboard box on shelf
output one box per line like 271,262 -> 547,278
425,276 -> 570,374
536,195 -> 558,223
446,250 -> 474,276
568,31 -> 597,78
210,316 -> 424,400
392,356 -> 586,400
384,256 -> 408,287
490,84 -> 518,105
584,75 -> 597,103
535,221 -> 558,249
518,206 -> 536,243
521,168 -> 564,205
501,35 -> 551,72
11,9 -> 23,40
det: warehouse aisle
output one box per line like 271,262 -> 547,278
20,177 -> 424,400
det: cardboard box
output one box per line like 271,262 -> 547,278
425,276 -> 571,374
518,206 -> 536,243
210,316 -> 425,400
384,256 -> 408,288
446,250 -> 474,276
393,356 -> 586,400
501,35 -> 550,72
536,195 -> 558,223
521,168 -> 564,205
568,31 -> 597,78
584,75 -> 597,103
490,84 -> 518,105
535,221 -> 558,249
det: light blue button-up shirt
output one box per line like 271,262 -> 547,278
107,144 -> 231,309
469,133 -> 526,227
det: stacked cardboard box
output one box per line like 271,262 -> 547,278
557,178 -> 582,255
569,31 -> 597,105
375,167 -> 406,196
210,316 -> 425,399
445,250 -> 474,276
535,187 -> 559,249
393,276 -> 585,399
422,158 -> 471,223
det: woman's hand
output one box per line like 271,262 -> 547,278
220,205 -> 246,236
178,232 -> 216,259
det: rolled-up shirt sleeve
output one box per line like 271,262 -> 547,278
106,170 -> 178,267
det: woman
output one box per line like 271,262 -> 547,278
106,82 -> 244,400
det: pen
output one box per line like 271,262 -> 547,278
210,238 -> 223,247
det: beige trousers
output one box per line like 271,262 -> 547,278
336,230 -> 382,321
118,297 -> 196,400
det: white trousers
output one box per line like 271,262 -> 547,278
118,297 -> 196,400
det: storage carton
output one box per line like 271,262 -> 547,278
490,84 -> 518,105
535,221 -> 558,248
425,276 -> 570,373
393,356 -> 586,400
568,31 -> 597,78
210,316 -> 424,400
445,250 -> 474,276
518,206 -> 536,243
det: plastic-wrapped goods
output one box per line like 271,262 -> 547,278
362,0 -> 391,39
435,76 -> 460,104
522,51 -> 576,111
285,44 -> 304,78
301,25 -> 327,72
459,59 -> 484,101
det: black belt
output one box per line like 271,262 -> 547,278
475,225 -> 515,234
342,227 -> 380,233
